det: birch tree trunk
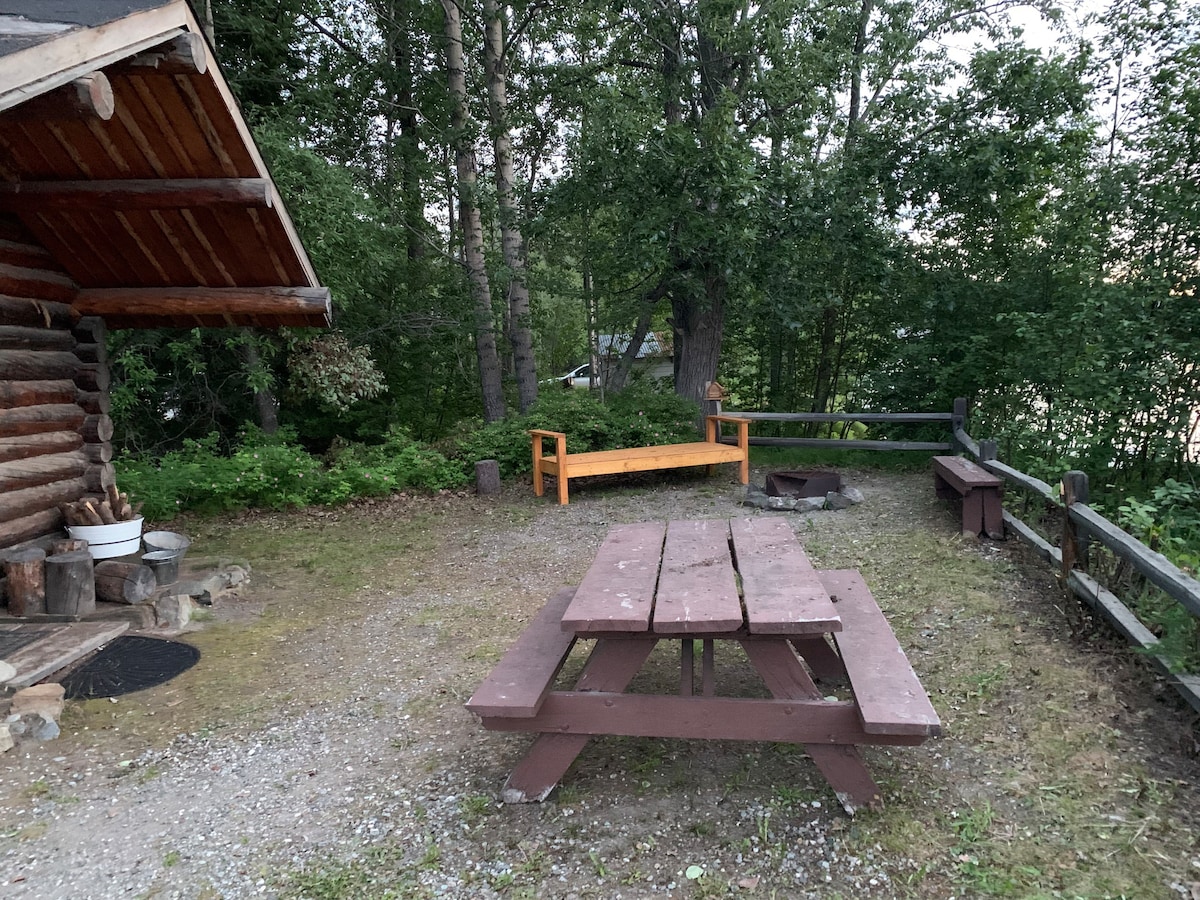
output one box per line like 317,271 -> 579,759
442,0 -> 506,423
483,0 -> 537,413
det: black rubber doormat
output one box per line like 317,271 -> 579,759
59,635 -> 201,700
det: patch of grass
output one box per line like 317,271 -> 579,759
459,794 -> 493,824
163,849 -> 180,867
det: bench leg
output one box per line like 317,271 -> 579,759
556,474 -> 569,505
790,636 -> 847,682
501,639 -> 654,802
961,488 -> 984,537
933,472 -> 957,500
982,488 -> 1004,540
741,640 -> 882,814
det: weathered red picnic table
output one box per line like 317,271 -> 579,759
466,517 -> 941,813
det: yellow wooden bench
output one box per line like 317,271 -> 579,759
530,415 -> 750,505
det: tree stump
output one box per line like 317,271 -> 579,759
3,548 -> 46,616
475,459 -> 501,496
45,550 -> 95,617
93,560 -> 156,605
51,538 -> 89,555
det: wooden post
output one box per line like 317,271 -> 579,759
951,398 -> 967,453
93,561 -> 156,605
979,440 -> 998,463
3,548 -> 46,616
45,550 -> 96,617
51,538 -> 89,555
1061,470 -> 1090,577
475,459 -> 501,496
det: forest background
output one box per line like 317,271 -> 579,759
115,0 -> 1199,569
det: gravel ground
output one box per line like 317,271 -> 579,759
2,468 -> 1198,899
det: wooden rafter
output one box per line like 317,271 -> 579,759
108,33 -> 208,76
4,72 -> 114,121
0,178 -> 274,211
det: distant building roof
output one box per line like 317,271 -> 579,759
597,332 -> 672,359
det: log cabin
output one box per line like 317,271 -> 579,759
0,1 -> 332,555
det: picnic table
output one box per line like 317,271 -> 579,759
466,517 -> 941,813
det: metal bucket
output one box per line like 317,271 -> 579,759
143,531 -> 190,558
142,550 -> 181,585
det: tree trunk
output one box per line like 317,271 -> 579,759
483,0 -> 537,413
442,0 -> 506,423
239,332 -> 279,435
45,550 -> 95,617
671,269 -> 726,406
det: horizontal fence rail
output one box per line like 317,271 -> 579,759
963,432 -> 1200,714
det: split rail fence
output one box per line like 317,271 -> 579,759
715,399 -> 1200,714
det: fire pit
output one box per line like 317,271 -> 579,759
765,470 -> 843,498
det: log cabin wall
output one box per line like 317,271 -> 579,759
0,213 -> 114,552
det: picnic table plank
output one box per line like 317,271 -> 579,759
653,519 -> 742,633
731,517 -> 842,634
821,570 -> 942,737
562,522 -> 665,633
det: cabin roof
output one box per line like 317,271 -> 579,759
0,0 -> 331,329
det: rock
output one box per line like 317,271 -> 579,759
156,594 -> 196,630
9,712 -> 59,742
0,724 -> 13,753
826,491 -> 855,510
172,580 -> 213,605
842,486 -> 865,504
767,495 -> 799,510
225,565 -> 249,587
795,496 -> 826,513
0,660 -> 15,685
11,683 -> 65,721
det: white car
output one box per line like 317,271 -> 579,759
553,363 -> 595,388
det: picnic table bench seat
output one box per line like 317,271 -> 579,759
531,415 -> 750,505
932,455 -> 1004,539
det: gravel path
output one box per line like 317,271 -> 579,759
2,469 -> 1198,899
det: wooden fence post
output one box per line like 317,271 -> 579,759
1061,470 -> 1090,578
979,440 -> 997,463
951,398 -> 967,453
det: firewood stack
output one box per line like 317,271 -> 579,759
59,484 -> 141,527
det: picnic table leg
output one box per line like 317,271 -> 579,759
501,639 -> 655,803
741,640 -> 883,814
790,636 -> 847,682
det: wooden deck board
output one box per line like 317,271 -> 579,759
731,518 -> 842,634
821,570 -> 941,737
4,621 -> 130,688
653,520 -> 742,634
562,522 -> 664,633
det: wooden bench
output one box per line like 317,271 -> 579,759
932,455 -> 1004,539
822,570 -> 942,737
530,415 -> 750,505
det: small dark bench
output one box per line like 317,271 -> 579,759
822,569 -> 942,737
465,587 -> 577,718
932,455 -> 1004,539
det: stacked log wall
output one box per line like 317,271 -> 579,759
0,215 -> 112,553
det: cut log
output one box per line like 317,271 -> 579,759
5,73 -> 114,121
0,238 -> 53,270
51,538 -> 88,555
0,326 -> 75,351
0,403 -> 87,438
73,342 -> 108,365
76,390 -> 112,415
84,463 -> 117,493
72,316 -> 107,346
82,441 -> 113,464
93,561 -> 156,605
0,508 -> 63,550
75,286 -> 331,321
0,477 -> 88,523
0,264 -> 78,303
0,349 -> 82,381
111,33 -> 208,75
0,378 -> 76,407
0,431 -> 84,463
45,551 -> 96,617
73,364 -> 110,393
81,414 -> 114,443
0,178 -> 271,211
3,547 -> 46,616
475,459 -> 501,496
0,295 -> 76,329
0,450 -> 89,492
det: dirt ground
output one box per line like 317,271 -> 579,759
1,466 -> 1198,899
